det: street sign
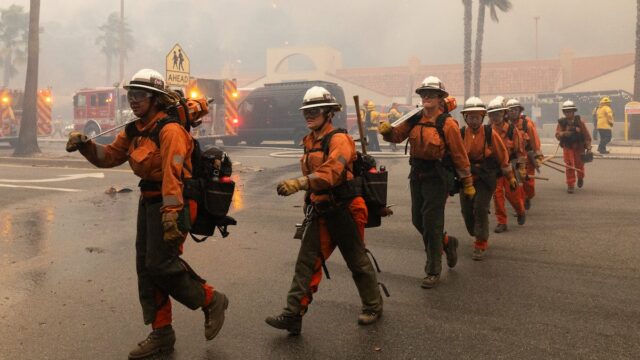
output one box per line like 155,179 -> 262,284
165,43 -> 190,87
624,101 -> 640,115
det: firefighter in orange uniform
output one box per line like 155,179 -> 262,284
66,69 -> 228,359
459,97 -> 516,260
266,86 -> 383,335
488,97 -> 526,233
379,76 -> 472,288
556,100 -> 592,193
506,99 -> 543,210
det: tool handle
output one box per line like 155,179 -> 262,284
353,95 -> 367,155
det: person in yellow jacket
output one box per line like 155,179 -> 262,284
596,96 -> 614,154
385,103 -> 402,151
361,100 -> 388,152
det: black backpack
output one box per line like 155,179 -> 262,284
310,129 -> 388,228
126,113 -> 237,241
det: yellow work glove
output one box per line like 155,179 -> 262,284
378,121 -> 392,136
535,155 -> 544,168
277,176 -> 309,196
462,177 -> 476,198
518,165 -> 527,180
508,174 -> 518,191
162,211 -> 184,243
66,131 -> 88,152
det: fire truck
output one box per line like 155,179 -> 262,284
185,77 -> 240,145
0,87 -> 53,147
72,87 -> 130,142
72,78 -> 239,145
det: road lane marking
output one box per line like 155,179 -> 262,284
0,184 -> 82,192
0,172 -> 104,183
0,163 -> 132,173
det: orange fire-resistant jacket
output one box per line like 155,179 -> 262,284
513,115 -> 542,156
462,125 -> 512,177
301,123 -> 358,204
79,111 -> 193,214
493,121 -> 526,166
555,116 -> 592,150
382,109 -> 471,179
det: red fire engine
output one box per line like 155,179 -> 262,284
184,77 -> 240,145
0,87 -> 53,147
72,87 -> 128,139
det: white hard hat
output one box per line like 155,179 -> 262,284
299,86 -> 342,111
561,100 -> 577,111
487,97 -> 507,113
415,76 -> 449,97
506,98 -> 523,109
123,69 -> 168,95
460,96 -> 487,113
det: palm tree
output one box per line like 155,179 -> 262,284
472,0 -> 512,96
95,12 -> 133,86
0,5 -> 28,87
463,0 -> 473,100
13,0 -> 40,156
634,0 -> 640,101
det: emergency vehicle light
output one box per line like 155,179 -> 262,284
45,96 -> 52,103
1,96 -> 9,104
232,92 -> 238,98
232,118 -> 239,124
190,90 -> 199,98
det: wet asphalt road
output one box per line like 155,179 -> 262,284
0,143 -> 639,360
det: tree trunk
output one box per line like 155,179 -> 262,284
473,1 -> 486,97
3,51 -> 12,87
634,0 -> 640,100
13,0 -> 41,156
463,0 -> 473,101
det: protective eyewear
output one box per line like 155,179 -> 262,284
127,90 -> 153,102
302,108 -> 323,119
418,91 -> 441,99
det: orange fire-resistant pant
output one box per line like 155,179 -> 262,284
563,147 -> 585,187
494,176 -> 525,225
523,159 -> 536,200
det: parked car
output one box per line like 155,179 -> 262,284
235,80 -> 346,146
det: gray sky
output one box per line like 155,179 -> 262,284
2,0 -> 636,111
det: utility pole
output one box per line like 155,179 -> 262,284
534,16 -> 540,60
119,0 -> 124,83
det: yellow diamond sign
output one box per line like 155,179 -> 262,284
166,43 -> 190,87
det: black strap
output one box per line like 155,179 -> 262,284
404,112 -> 451,155
506,123 -> 515,140
461,124 -> 492,147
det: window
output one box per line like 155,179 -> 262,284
75,95 -> 86,107
90,95 -> 97,106
98,93 -> 110,106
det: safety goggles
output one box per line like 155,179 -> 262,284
418,91 -> 441,99
127,90 -> 153,102
302,107 -> 323,119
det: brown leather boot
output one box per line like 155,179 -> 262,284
128,325 -> 175,359
265,313 -> 303,335
358,310 -> 382,325
420,274 -> 440,289
203,291 -> 229,340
